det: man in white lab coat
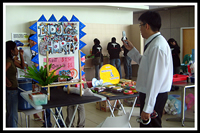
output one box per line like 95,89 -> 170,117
123,11 -> 173,127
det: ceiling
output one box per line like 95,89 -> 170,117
98,4 -> 178,12
11,3 -> 178,12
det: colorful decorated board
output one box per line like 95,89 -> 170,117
29,14 -> 86,81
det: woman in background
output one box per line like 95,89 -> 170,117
168,38 -> 180,91
168,38 -> 181,74
6,41 -> 25,127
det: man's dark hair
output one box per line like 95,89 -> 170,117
168,38 -> 178,46
94,38 -> 100,45
138,11 -> 161,32
6,40 -> 17,60
111,37 -> 116,43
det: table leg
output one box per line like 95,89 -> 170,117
25,115 -> 30,127
181,86 -> 186,127
107,100 -> 117,117
129,97 -> 137,121
55,107 -> 67,127
43,109 -> 47,128
50,108 -> 61,128
69,105 -> 78,128
118,100 -> 126,114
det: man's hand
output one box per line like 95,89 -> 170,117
121,40 -> 134,51
141,111 -> 150,121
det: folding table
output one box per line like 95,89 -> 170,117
21,87 -> 106,128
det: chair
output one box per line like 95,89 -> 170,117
97,113 -> 130,128
18,109 -> 44,127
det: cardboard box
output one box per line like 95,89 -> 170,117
96,102 -> 101,110
100,106 -> 110,112
101,100 -> 110,112
97,100 -> 118,112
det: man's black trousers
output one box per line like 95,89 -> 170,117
139,92 -> 168,127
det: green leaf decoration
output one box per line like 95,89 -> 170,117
20,63 -> 64,86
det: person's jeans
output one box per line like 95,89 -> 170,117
124,56 -> 132,79
110,58 -> 122,78
95,62 -> 103,80
6,90 -> 18,127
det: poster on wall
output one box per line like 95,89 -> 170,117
29,14 -> 86,82
11,33 -> 29,46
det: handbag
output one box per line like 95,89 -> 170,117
93,57 -> 101,65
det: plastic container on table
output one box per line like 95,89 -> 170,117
18,78 -> 33,110
111,86 -> 123,93
173,74 -> 189,82
28,92 -> 48,106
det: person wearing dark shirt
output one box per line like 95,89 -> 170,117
6,41 -> 25,127
107,37 -> 122,78
92,38 -> 103,80
122,45 -> 132,79
168,38 -> 181,91
168,38 -> 181,74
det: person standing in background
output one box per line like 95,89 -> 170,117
23,34 -> 37,68
107,37 -> 122,78
6,41 -> 25,127
121,45 -> 132,79
26,34 -> 43,122
168,38 -> 181,91
123,11 -> 173,127
168,38 -> 181,74
92,38 -> 103,80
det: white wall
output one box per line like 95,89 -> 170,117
5,5 -> 133,41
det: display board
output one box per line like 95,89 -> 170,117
29,14 -> 86,81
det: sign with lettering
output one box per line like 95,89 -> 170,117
44,56 -> 74,74
100,64 -> 120,84
29,14 -> 86,81
38,22 -> 79,55
38,21 -> 79,81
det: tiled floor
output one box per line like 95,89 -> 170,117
17,87 -> 195,129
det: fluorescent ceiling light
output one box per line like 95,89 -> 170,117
104,5 -> 149,10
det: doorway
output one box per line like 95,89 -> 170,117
180,27 -> 195,63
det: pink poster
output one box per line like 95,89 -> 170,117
44,56 -> 74,75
